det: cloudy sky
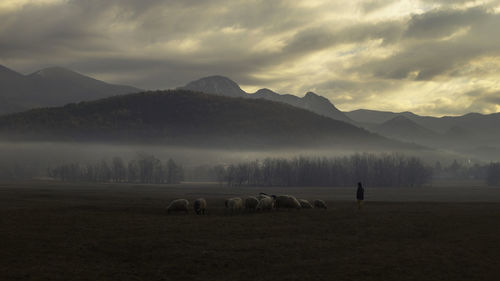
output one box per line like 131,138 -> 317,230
1,0 -> 500,116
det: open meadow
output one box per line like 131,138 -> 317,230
1,180 -> 500,281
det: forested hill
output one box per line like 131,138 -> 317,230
0,90 -> 408,149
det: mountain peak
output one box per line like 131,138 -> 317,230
29,66 -> 82,79
304,91 -> 319,97
182,75 -> 246,98
462,112 -> 484,118
0,64 -> 24,78
0,64 -> 15,72
255,88 -> 275,94
378,115 -> 437,138
300,91 -> 352,123
254,88 -> 279,96
304,91 -> 329,102
382,116 -> 431,130
196,75 -> 234,82
345,109 -> 414,124
386,115 -> 411,123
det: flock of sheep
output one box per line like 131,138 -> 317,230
166,192 -> 327,214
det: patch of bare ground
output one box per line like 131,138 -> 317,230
0,181 -> 499,281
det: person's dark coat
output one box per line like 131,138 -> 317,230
356,183 -> 364,200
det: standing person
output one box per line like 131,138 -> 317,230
356,182 -> 364,210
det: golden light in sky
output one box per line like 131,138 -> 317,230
1,0 -> 500,116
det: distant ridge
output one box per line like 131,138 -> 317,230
346,109 -> 500,137
0,64 -> 141,115
374,116 -> 438,142
181,76 -> 353,123
345,109 -> 418,125
0,89 -> 414,150
345,108 -> 500,160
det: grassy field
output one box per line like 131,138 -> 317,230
1,181 -> 499,281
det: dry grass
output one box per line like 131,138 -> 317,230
0,181 -> 499,281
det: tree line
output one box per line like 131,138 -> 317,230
5,151 -> 500,187
433,160 -> 500,186
487,163 -> 500,186
212,154 -> 434,187
49,153 -> 184,184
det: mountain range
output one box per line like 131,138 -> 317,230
346,109 -> 500,160
0,90 -> 408,149
1,64 -> 499,159
0,64 -> 140,115
182,76 -> 352,123
372,116 -> 439,143
346,109 -> 500,141
182,75 -> 500,160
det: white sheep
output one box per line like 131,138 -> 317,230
193,198 -> 207,215
167,199 -> 189,214
225,197 -> 243,213
244,196 -> 259,211
273,195 -> 301,210
298,199 -> 313,209
256,192 -> 271,200
313,199 -> 328,209
256,196 -> 274,211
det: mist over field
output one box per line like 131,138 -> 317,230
0,141 -> 401,178
1,140 -> 496,186
0,141 -> 368,166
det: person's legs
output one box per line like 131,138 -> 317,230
358,200 -> 363,210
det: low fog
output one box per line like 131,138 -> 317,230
0,140 -> 467,168
0,141 -> 495,184
0,141 -> 372,168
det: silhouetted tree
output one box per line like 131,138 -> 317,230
487,162 -> 500,186
112,156 -> 126,182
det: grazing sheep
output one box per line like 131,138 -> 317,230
245,196 -> 259,211
256,196 -> 274,211
298,199 -> 313,209
256,194 -> 271,200
273,195 -> 301,210
225,197 -> 243,213
193,198 -> 207,215
167,199 -> 189,214
314,199 -> 328,209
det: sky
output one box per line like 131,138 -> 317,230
1,0 -> 500,116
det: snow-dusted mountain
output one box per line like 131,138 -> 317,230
181,76 -> 353,123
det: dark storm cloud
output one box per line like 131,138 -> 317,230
282,21 -> 404,56
462,89 -> 500,113
421,0 -> 477,5
0,0 -> 311,87
405,7 -> 485,39
0,0 -> 308,54
356,41 -> 472,80
352,6 -> 500,80
0,2 -> 107,56
411,88 -> 500,115
360,0 -> 394,13
482,94 -> 500,104
70,55 -> 276,89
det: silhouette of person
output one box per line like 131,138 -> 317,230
356,182 -> 364,210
